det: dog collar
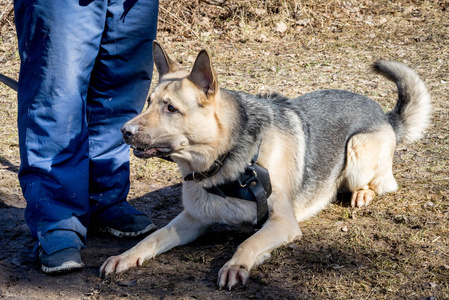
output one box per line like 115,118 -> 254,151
183,152 -> 229,182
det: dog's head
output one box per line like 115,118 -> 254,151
122,42 -> 233,171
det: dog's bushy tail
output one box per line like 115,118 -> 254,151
0,73 -> 18,91
373,60 -> 431,144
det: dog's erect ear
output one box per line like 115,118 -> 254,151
153,41 -> 181,79
188,50 -> 218,98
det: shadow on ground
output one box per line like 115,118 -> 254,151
1,184 -> 444,299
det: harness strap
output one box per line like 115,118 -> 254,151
203,147 -> 271,228
182,144 -> 271,228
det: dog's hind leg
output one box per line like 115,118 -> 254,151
343,125 -> 398,208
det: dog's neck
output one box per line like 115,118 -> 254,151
175,89 -> 270,187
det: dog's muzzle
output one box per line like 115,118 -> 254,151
121,124 -> 172,159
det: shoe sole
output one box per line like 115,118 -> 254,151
41,261 -> 85,274
101,223 -> 157,238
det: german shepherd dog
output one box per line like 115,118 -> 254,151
102,42 -> 426,288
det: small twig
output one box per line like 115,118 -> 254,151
0,165 -> 19,171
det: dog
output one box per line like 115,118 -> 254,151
99,42 -> 431,289
4,42 -> 430,289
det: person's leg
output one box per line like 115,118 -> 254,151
14,0 -> 107,267
88,0 -> 159,235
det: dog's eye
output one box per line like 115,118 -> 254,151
167,104 -> 178,113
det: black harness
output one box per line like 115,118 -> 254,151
183,147 -> 272,228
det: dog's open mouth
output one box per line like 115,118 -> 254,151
131,146 -> 172,159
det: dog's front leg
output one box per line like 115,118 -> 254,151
100,211 -> 207,276
217,200 -> 302,289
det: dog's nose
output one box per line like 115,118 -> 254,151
121,124 -> 139,138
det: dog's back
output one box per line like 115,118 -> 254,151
240,61 -> 430,221
259,61 -> 430,192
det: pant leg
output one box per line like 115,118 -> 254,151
14,0 -> 107,254
88,0 -> 159,224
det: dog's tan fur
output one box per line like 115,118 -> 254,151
344,125 -> 398,207
100,42 -> 430,289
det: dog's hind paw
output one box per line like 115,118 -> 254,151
217,264 -> 249,290
351,188 -> 376,208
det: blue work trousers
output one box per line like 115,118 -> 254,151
14,0 -> 159,255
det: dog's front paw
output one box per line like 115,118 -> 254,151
100,253 -> 144,276
217,264 -> 249,290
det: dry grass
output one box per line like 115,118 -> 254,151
0,0 -> 448,299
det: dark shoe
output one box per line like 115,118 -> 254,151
100,214 -> 157,238
38,247 -> 84,274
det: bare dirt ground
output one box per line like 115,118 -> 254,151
0,0 -> 448,299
